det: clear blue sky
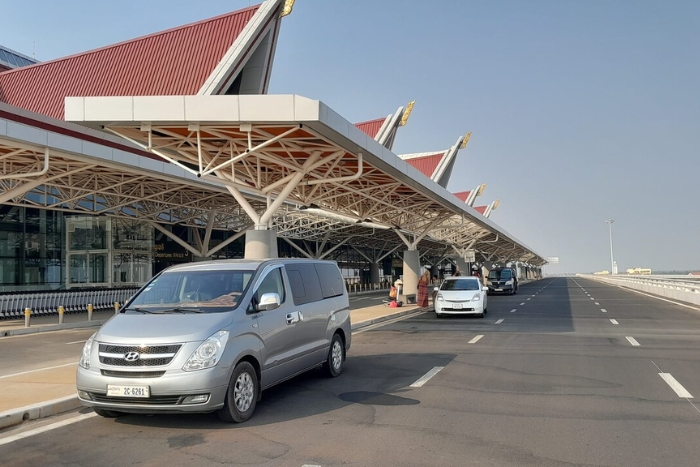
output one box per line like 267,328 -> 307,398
3,1 -> 699,274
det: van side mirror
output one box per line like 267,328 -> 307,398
257,292 -> 280,312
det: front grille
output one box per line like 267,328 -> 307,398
100,344 -> 181,354
89,393 -> 183,405
101,370 -> 166,378
98,343 -> 181,367
101,357 -> 173,367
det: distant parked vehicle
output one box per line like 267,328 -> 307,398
434,276 -> 488,318
486,267 -> 518,295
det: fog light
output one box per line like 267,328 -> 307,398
78,390 -> 91,400
183,394 -> 209,404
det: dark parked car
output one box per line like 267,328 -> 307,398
486,267 -> 518,295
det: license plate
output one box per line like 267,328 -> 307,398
452,303 -> 463,309
107,385 -> 149,398
495,288 -> 502,292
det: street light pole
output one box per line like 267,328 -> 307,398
606,219 -> 615,275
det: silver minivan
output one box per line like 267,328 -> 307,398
76,259 -> 351,423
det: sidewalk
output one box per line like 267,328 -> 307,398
0,302 -> 426,430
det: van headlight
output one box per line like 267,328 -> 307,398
183,330 -> 229,371
505,279 -> 514,285
79,333 -> 96,369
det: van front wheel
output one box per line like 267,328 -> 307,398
324,333 -> 344,378
217,361 -> 258,423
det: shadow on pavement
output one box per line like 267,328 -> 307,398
112,352 -> 455,429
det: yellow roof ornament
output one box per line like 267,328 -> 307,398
460,131 -> 472,149
399,100 -> 415,127
280,0 -> 296,17
492,199 -> 500,210
476,183 -> 486,197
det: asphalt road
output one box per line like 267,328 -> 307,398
2,278 -> 700,466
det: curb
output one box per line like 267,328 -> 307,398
1,319 -> 108,337
351,307 -> 427,330
0,395 -> 81,431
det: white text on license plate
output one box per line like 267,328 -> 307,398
452,303 -> 463,309
107,385 -> 149,398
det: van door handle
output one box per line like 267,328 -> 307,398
286,312 -> 299,324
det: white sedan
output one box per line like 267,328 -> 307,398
434,276 -> 488,318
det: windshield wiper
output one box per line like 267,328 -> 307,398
126,307 -> 160,314
166,307 -> 204,314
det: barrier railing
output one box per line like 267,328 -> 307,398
0,287 -> 140,320
344,282 -> 392,294
578,274 -> 700,306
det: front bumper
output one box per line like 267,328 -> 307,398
77,365 -> 231,414
487,285 -> 515,294
435,302 -> 484,315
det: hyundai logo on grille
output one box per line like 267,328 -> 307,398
124,351 -> 141,362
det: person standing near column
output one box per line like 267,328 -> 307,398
417,270 -> 430,308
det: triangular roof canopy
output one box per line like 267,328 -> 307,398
399,133 -> 469,188
353,101 -> 414,151
355,118 -> 386,140
0,0 -> 287,120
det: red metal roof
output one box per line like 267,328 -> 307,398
453,191 -> 472,202
405,153 -> 444,178
0,5 -> 259,120
474,206 -> 487,215
355,118 -> 387,139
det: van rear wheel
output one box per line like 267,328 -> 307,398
324,333 -> 344,378
217,361 -> 258,423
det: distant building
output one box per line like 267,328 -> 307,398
689,272 -> 700,276
0,45 -> 38,71
626,268 -> 652,275
593,270 -> 610,275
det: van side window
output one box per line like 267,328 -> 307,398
285,263 -> 323,305
315,263 -> 344,298
253,268 -> 286,306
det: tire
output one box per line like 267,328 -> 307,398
217,361 -> 258,423
479,312 -> 485,318
324,333 -> 345,378
436,312 -> 442,318
93,408 -> 122,418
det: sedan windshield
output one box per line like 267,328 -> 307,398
440,279 -> 480,291
127,270 -> 254,313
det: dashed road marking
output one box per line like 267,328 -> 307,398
468,335 -> 484,344
410,366 -> 445,388
626,336 -> 640,346
610,319 -> 619,325
659,373 -> 693,398
510,309 -> 517,313
520,302 -> 525,306
595,302 -> 600,305
601,309 -> 607,313
495,319 -> 504,324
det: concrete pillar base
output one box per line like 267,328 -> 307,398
402,250 -> 420,303
245,229 -> 278,259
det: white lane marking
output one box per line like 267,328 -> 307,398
0,362 -> 77,380
532,295 -> 536,297
0,412 -> 98,446
510,309 -> 517,313
626,336 -> 640,346
495,319 -> 504,324
410,366 -> 444,388
519,302 -> 525,306
595,302 -> 600,305
601,309 -> 607,313
468,335 -> 484,344
590,297 -> 595,300
610,319 -> 619,324
527,298 -> 531,301
65,340 -> 86,345
659,373 -> 694,398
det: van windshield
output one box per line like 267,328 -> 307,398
488,269 -> 512,280
127,270 -> 254,313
